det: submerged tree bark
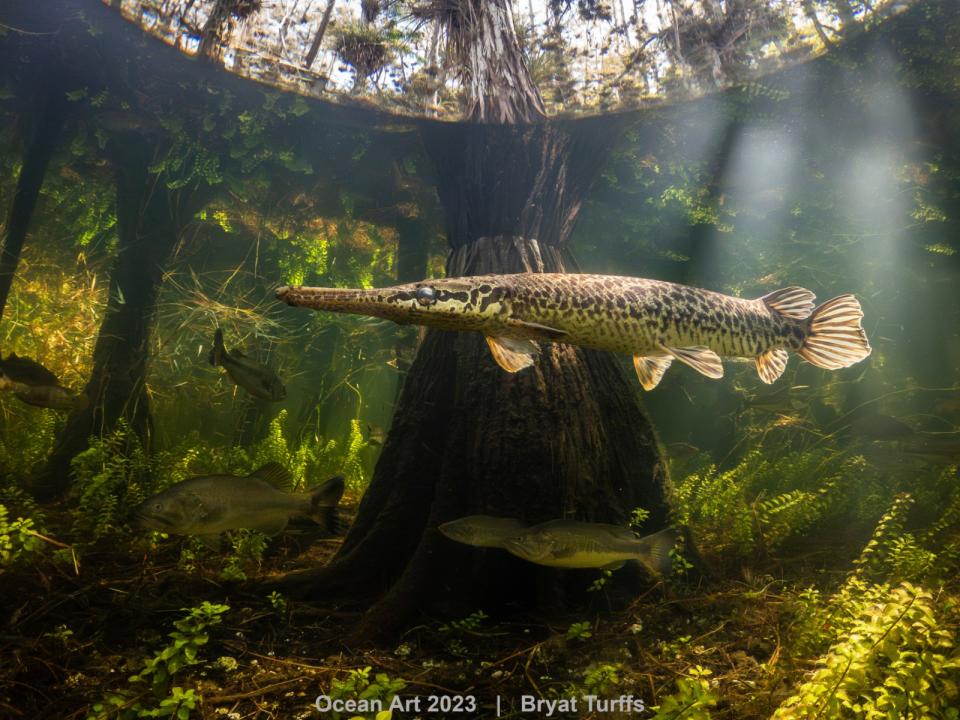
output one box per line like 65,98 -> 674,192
30,137 -> 185,500
0,76 -> 67,322
271,0 -> 667,644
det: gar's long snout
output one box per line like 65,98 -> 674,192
276,285 -> 384,315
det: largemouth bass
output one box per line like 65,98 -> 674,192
135,463 -> 343,543
438,515 -> 529,548
276,273 -> 871,388
503,520 -> 677,575
209,328 -> 286,401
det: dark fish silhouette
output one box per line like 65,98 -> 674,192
0,353 -> 88,411
209,329 -> 286,401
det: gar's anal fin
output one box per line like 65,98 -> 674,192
659,344 -> 724,380
485,336 -> 540,373
633,355 -> 673,390
755,348 -> 789,384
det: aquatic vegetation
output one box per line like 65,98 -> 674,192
580,661 -> 624,695
672,447 -> 842,560
0,504 -> 43,567
70,419 -> 159,540
219,529 -> 268,581
774,583 -> 960,719
267,590 -> 288,615
565,621 -> 593,641
325,667 -> 406,720
87,601 -> 229,720
650,666 -> 719,720
853,492 -> 917,579
439,610 -> 489,634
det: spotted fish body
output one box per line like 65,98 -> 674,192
276,273 -> 871,388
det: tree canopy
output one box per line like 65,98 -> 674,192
114,0 -> 915,117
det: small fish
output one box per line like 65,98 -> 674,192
135,463 -> 344,545
95,110 -> 163,135
0,378 -> 90,411
933,396 -> 960,416
209,328 -> 286,402
502,519 -> 678,575
438,515 -> 529,548
738,384 -> 811,414
277,274 -> 871,390
0,354 -> 88,411
898,438 -> 960,461
847,411 -> 916,441
366,424 -> 385,446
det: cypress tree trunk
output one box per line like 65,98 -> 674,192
274,120 -> 667,644
30,137 -> 184,500
0,77 -> 67,321
268,0 -> 666,645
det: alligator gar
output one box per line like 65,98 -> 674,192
276,273 -> 871,388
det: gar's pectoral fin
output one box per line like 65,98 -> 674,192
755,348 -> 789,384
658,344 -> 724,380
633,355 -> 673,391
485,336 -> 540,373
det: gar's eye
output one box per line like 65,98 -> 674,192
154,503 -> 163,511
415,286 -> 437,306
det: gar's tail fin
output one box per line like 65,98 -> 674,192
797,295 -> 872,370
634,527 -> 679,576
310,475 -> 345,534
209,328 -> 226,367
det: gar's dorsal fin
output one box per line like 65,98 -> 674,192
755,348 -> 789,384
248,462 -> 291,488
633,355 -> 673,390
760,287 -> 816,320
659,344 -> 724,379
485,336 -> 540,373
